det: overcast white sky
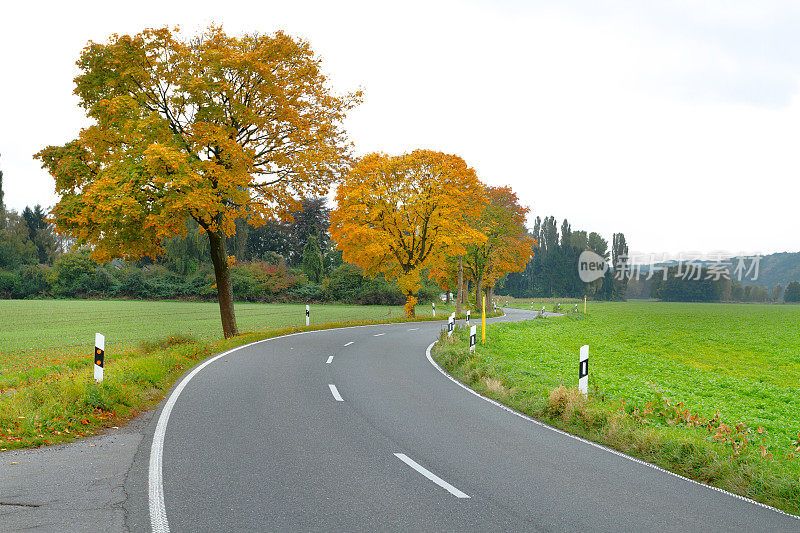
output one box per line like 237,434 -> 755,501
1,0 -> 799,256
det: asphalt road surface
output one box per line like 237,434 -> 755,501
4,308 -> 798,531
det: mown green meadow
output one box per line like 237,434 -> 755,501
433,300 -> 800,513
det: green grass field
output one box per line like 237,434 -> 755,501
433,300 -> 800,513
491,301 -> 798,445
0,299 -> 466,390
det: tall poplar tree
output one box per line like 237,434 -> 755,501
612,233 -> 629,300
0,152 -> 5,230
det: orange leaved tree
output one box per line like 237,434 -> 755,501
35,26 -> 360,337
330,150 -> 485,317
463,185 -> 535,305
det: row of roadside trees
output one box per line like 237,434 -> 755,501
330,151 -> 533,317
33,26 -> 533,336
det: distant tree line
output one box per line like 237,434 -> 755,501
0,172 -> 441,304
626,267 -> 799,303
496,216 -> 629,300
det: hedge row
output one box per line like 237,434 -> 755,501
0,250 -> 441,305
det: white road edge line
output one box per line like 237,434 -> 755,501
373,333 -> 385,337
148,312 -> 518,533
148,338 -> 283,533
424,341 -> 800,521
326,355 -> 334,364
329,383 -> 344,401
394,453 -> 470,499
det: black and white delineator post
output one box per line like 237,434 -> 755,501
541,305 -> 545,316
305,305 -> 310,326
432,302 -> 436,317
466,310 -> 471,326
578,345 -> 589,395
94,333 -> 105,383
447,312 -> 455,337
469,325 -> 477,353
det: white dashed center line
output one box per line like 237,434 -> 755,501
329,384 -> 343,401
393,453 -> 470,498
326,356 -> 334,364
344,341 -> 354,347
373,333 -> 385,337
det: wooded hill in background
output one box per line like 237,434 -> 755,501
740,252 -> 800,289
625,252 -> 800,302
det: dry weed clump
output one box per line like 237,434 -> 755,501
547,385 -> 586,422
481,377 -> 514,398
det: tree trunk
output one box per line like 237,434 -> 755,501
403,292 -> 418,318
208,230 -> 239,338
456,255 -> 463,315
475,274 -> 484,313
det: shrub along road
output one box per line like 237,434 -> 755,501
2,309 -> 797,531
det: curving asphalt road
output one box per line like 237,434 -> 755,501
114,308 -> 799,532
4,308 -> 796,531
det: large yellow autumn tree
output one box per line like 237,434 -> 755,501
463,185 -> 535,305
330,150 -> 485,317
35,26 -> 360,337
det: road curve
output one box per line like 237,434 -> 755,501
123,308 -> 798,532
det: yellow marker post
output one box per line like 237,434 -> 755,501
584,296 -> 587,314
481,295 -> 486,343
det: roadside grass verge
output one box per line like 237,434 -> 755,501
0,304 -> 499,451
431,303 -> 800,515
